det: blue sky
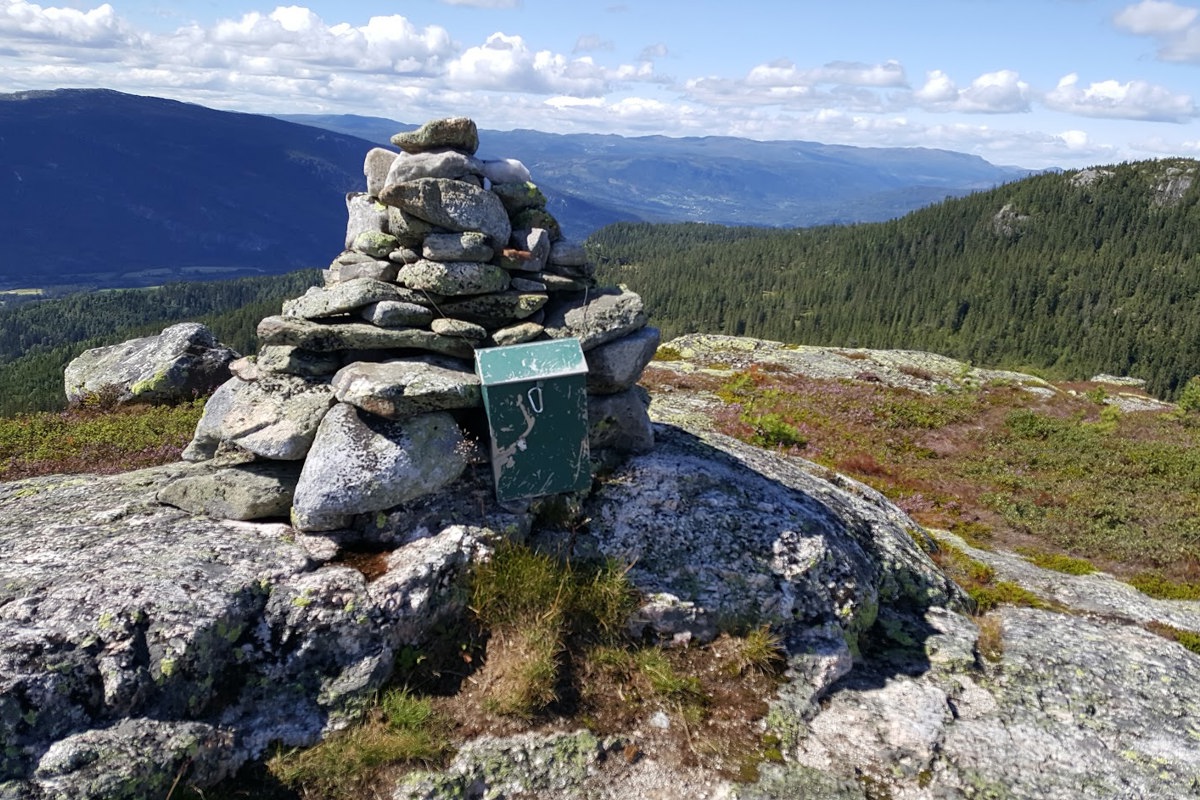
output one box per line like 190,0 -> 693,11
3,0 -> 1200,169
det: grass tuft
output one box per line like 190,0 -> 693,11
267,688 -> 450,799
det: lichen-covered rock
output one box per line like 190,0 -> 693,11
776,606 -> 1200,800
391,117 -> 479,155
63,322 -> 237,405
586,424 -> 965,646
290,405 -> 467,531
436,291 -> 548,329
255,346 -> 342,378
359,300 -> 435,328
491,321 -> 544,346
257,316 -> 475,359
282,278 -> 406,320
32,719 -> 233,800
422,231 -> 494,262
343,192 -> 388,250
330,258 -> 399,284
510,207 -> 561,240
156,462 -> 301,521
181,374 -> 334,462
491,181 -> 546,214
379,177 -> 511,247
387,206 -> 439,247
397,259 -> 510,296
332,357 -> 481,419
352,230 -> 400,259
430,317 -> 488,341
543,287 -> 648,350
585,327 -> 661,394
394,730 -> 609,800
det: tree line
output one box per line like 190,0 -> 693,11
590,159 -> 1200,399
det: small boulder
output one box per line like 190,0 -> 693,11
492,181 -> 546,214
157,462 -> 302,521
588,387 -> 654,455
422,232 -> 494,263
391,117 -> 479,155
344,193 -> 388,250
481,159 -> 532,186
398,259 -> 511,297
585,327 -> 661,394
363,148 -> 398,198
64,322 -> 237,406
291,405 -> 468,531
379,178 -> 511,247
181,375 -> 335,462
385,150 -> 484,185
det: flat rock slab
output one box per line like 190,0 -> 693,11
435,291 -> 547,329
422,231 -> 494,262
333,357 -> 482,419
543,288 -> 648,351
156,462 -> 301,521
283,278 -> 405,320
386,150 -> 484,185
391,117 -> 479,155
397,259 -> 510,296
257,316 -> 475,359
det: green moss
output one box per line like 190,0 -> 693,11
1015,548 -> 1096,575
1128,573 -> 1200,601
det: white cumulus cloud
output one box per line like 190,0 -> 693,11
447,32 -> 610,95
1114,0 -> 1197,34
1114,0 -> 1200,62
1044,73 -> 1195,121
0,0 -> 132,46
914,69 -> 1031,113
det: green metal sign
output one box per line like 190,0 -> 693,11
475,338 -> 591,502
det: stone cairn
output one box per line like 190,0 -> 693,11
165,117 -> 659,533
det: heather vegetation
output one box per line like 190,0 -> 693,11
641,358 -> 1200,596
591,158 -> 1200,399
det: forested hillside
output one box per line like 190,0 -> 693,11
0,270 -> 320,415
591,159 -> 1200,399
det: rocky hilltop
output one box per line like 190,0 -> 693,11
2,122 -> 1198,798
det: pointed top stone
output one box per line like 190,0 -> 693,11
391,117 -> 479,155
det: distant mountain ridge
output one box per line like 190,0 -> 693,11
1,89 -> 1030,290
0,89 -> 369,290
282,112 -> 1032,230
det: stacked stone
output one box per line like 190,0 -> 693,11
168,117 -> 659,534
